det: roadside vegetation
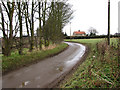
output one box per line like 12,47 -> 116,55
61,38 -> 120,88
2,43 -> 68,74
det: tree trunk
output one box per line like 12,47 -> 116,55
18,2 -> 23,55
39,2 -> 42,50
30,1 -> 34,51
42,1 -> 48,47
3,39 -> 11,56
25,2 -> 31,51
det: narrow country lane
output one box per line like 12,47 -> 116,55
2,42 -> 86,88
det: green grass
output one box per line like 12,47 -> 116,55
65,39 -> 103,44
61,38 -> 120,88
2,43 -> 68,74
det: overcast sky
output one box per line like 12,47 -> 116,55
63,0 -> 120,36
0,0 -> 120,37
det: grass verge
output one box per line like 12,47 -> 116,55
61,38 -> 120,88
2,43 -> 68,75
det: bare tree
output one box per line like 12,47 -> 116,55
38,1 -> 42,50
88,27 -> 98,36
45,0 -> 73,43
0,1 -> 17,56
24,0 -> 35,51
24,2 -> 31,48
17,1 -> 25,55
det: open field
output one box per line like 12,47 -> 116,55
61,38 -> 120,88
65,38 -> 118,44
2,43 -> 68,74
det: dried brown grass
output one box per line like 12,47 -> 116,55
42,44 -> 57,50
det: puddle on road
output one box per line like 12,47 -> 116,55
19,81 -> 31,88
56,66 -> 64,71
55,65 -> 64,72
65,43 -> 86,68
19,76 -> 41,88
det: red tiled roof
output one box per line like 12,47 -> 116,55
74,31 -> 86,34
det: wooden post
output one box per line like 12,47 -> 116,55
108,0 -> 110,45
70,22 -> 71,39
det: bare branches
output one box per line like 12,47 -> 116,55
1,1 -> 10,18
0,3 -> 7,38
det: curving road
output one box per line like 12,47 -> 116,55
2,42 -> 86,88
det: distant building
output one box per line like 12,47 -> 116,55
115,33 -> 120,36
73,30 -> 86,36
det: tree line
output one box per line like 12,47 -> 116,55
0,0 -> 73,56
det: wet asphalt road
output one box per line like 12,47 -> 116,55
2,42 -> 86,88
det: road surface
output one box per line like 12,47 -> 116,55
2,42 -> 86,88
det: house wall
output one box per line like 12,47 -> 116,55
73,33 -> 86,36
